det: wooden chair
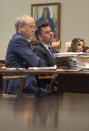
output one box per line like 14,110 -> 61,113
0,60 -> 55,95
0,60 -> 5,67
3,75 -> 27,98
0,60 -> 27,98
38,75 -> 56,92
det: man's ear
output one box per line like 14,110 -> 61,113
38,35 -> 42,41
18,24 -> 23,32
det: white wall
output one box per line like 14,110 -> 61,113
0,0 -> 89,59
0,0 -> 30,59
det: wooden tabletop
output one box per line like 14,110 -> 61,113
0,67 -> 89,75
0,93 -> 89,131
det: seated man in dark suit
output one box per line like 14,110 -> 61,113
33,23 -> 56,90
3,15 -> 49,96
33,23 -> 55,66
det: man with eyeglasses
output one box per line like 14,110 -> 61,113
3,15 -> 49,96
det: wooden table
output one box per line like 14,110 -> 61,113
0,93 -> 89,131
1,67 -> 89,93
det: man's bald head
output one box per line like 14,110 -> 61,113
15,15 -> 35,40
15,15 -> 34,32
51,40 -> 61,52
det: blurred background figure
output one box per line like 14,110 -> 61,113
83,46 -> 89,53
31,40 -> 38,49
64,42 -> 71,52
30,35 -> 39,49
36,7 -> 55,34
51,40 -> 61,53
69,38 -> 85,52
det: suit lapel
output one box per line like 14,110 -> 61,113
38,42 -> 55,66
39,42 -> 53,56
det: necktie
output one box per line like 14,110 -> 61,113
48,46 -> 54,56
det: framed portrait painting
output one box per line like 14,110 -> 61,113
31,3 -> 61,39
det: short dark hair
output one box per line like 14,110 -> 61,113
35,23 -> 49,41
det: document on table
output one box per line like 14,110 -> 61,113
28,65 -> 57,70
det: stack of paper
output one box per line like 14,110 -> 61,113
55,52 -> 89,70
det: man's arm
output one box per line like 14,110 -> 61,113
33,47 -> 47,67
13,38 -> 41,67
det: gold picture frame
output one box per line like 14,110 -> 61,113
31,3 -> 61,39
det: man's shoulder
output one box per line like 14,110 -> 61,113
8,33 -> 29,50
33,43 -> 47,56
33,43 -> 45,50
12,33 -> 26,41
9,33 -> 28,45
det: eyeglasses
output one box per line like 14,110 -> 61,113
26,24 -> 37,30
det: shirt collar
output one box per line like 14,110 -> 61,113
42,43 -> 50,50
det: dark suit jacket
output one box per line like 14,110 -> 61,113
33,43 -> 55,67
3,33 -> 47,95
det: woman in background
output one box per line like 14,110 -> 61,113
69,38 -> 85,52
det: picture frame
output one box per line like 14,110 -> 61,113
31,3 -> 61,39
